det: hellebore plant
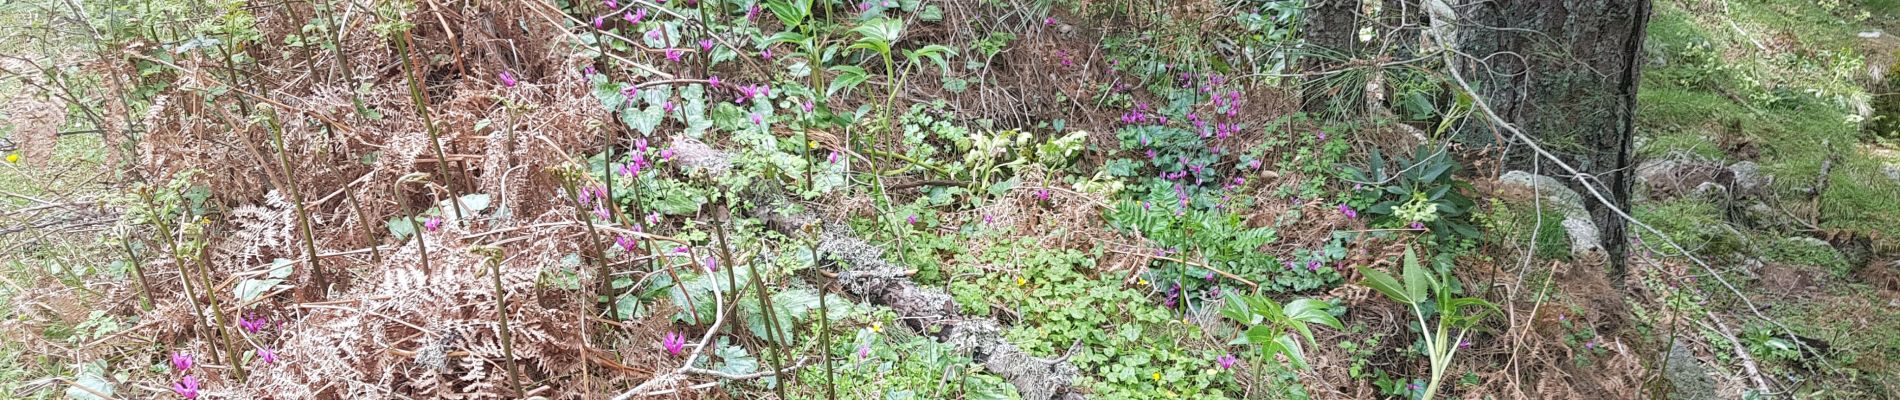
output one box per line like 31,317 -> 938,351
1354,247 -> 1499,400
1221,294 -> 1341,370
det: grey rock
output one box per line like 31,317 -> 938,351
1665,339 -> 1720,400
1499,170 -> 1604,259
1727,161 -> 1771,197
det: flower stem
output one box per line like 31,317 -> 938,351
476,246 -> 526,397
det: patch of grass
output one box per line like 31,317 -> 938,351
1762,237 -> 1853,275
1633,198 -> 1741,258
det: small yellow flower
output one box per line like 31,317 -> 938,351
872,321 -> 882,333
1016,276 -> 1027,286
4,153 -> 17,163
1138,278 -> 1149,286
1152,371 -> 1162,382
807,140 -> 818,149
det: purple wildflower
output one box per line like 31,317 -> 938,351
1458,339 -> 1471,349
498,71 -> 517,87
239,314 -> 266,334
1044,17 -> 1056,26
646,212 -> 662,226
662,101 -> 676,114
857,2 -> 870,12
1410,221 -> 1425,230
1317,130 -> 1327,141
663,332 -> 686,356
761,48 -> 773,60
1216,354 -> 1238,369
622,9 -> 637,22
593,16 -> 604,29
172,375 -> 200,399
746,4 -> 761,21
1307,260 -> 1321,272
664,48 -> 684,62
750,113 -> 764,125
907,214 -> 919,225
592,203 -> 610,221
605,0 -> 617,8
170,352 -> 194,371
673,246 -> 690,254
256,347 -> 278,365
827,151 -> 839,164
802,101 -> 815,113
857,344 -> 871,359
707,75 -> 720,86
699,38 -> 714,51
1338,204 -> 1358,219
425,216 -> 443,232
631,8 -> 647,23
616,235 -> 637,252
703,256 -> 718,272
661,147 -> 675,161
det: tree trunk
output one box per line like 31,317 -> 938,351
1301,0 -> 1364,117
1452,0 -> 1652,282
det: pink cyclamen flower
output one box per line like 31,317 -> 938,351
425,216 -> 443,232
802,101 -> 815,113
1217,354 -> 1238,369
761,48 -> 773,60
707,75 -> 721,86
623,10 -> 637,23
699,38 -> 714,51
664,48 -> 684,62
746,4 -> 761,21
239,314 -> 266,333
983,214 -> 994,224
498,71 -> 517,87
646,212 -> 661,226
663,332 -> 686,356
1307,260 -> 1321,271
632,8 -> 647,23
605,0 -> 618,8
170,352 -> 193,371
617,161 -> 642,178
583,66 -> 597,76
1044,17 -> 1056,26
1338,204 -> 1358,219
1458,340 -> 1471,349
857,344 -> 871,359
750,113 -> 764,125
907,214 -> 918,225
661,148 -> 675,161
1317,130 -> 1327,141
592,16 -> 605,29
827,151 -> 839,164
1411,221 -> 1425,230
662,101 -> 676,114
673,246 -> 690,254
172,375 -> 200,399
615,235 -> 636,252
1034,189 -> 1051,201
857,2 -> 871,11
703,256 -> 718,272
256,347 -> 278,365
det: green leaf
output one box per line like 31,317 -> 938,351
827,65 -> 869,98
1275,333 -> 1309,370
1402,247 -> 1431,303
1285,298 -> 1343,330
850,17 -> 905,45
1355,265 -> 1412,304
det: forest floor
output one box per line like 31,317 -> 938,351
1,0 -> 1897,399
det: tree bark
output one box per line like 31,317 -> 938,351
1452,0 -> 1651,282
1301,0 -> 1364,117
